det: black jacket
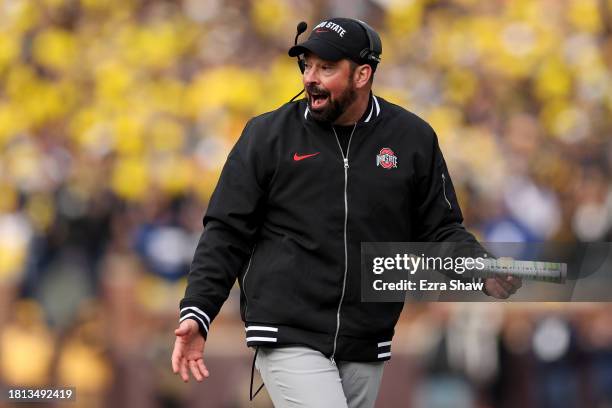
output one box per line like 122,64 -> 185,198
180,94 -> 483,362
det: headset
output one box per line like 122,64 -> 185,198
290,19 -> 381,102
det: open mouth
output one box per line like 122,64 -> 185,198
309,92 -> 329,110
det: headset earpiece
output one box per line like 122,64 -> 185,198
353,19 -> 382,65
298,56 -> 306,74
359,48 -> 372,61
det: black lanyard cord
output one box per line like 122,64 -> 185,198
249,346 -> 265,401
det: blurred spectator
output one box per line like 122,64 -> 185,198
0,300 -> 54,386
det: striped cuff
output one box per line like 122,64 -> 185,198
377,340 -> 392,359
179,306 -> 211,339
245,325 -> 279,346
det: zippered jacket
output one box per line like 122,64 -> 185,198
179,95 -> 484,362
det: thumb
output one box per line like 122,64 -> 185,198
174,320 -> 195,336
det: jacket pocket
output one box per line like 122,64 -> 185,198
441,172 -> 452,210
241,244 -> 257,320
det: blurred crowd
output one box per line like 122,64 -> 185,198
0,0 -> 611,407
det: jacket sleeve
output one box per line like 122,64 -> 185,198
412,124 -> 493,287
412,123 -> 488,253
179,119 -> 269,339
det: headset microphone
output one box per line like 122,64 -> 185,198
294,21 -> 308,73
296,21 -> 307,37
289,21 -> 308,102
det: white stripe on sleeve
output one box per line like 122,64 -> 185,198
179,313 -> 209,334
180,306 -> 211,324
246,337 -> 278,342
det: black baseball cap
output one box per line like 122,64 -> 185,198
288,17 -> 381,68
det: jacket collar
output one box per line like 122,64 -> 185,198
303,92 -> 382,123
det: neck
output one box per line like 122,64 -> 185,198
333,90 -> 371,126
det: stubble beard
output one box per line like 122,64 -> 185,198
306,78 -> 357,124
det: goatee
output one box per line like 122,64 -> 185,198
306,82 -> 357,123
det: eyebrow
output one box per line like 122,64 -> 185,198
304,57 -> 338,66
303,52 -> 338,64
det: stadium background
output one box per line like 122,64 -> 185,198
0,0 -> 611,406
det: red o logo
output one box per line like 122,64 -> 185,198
376,148 -> 397,169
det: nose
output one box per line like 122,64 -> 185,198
302,65 -> 319,87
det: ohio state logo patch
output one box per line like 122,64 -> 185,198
376,147 -> 398,169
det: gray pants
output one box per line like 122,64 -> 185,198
255,346 -> 384,408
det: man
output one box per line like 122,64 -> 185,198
171,17 -> 521,408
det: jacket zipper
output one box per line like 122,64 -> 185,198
441,173 -> 452,210
241,244 -> 256,320
330,124 -> 357,365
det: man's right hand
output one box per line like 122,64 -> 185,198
171,319 -> 209,382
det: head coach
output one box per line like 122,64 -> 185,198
171,17 -> 521,408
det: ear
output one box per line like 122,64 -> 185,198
353,64 -> 372,89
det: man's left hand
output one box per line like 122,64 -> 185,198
484,276 -> 522,299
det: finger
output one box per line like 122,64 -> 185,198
197,359 -> 210,378
171,337 -> 185,374
495,288 -> 509,299
171,347 -> 181,374
497,279 -> 515,294
504,276 -> 520,294
179,357 -> 190,382
506,276 -> 522,289
175,324 -> 190,336
502,276 -> 522,295
495,276 -> 514,292
189,360 -> 204,382
496,287 -> 510,299
490,281 -> 510,299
